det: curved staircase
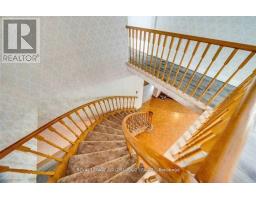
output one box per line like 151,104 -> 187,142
57,111 -> 145,183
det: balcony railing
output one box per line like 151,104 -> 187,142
124,26 -> 256,182
126,25 -> 256,108
122,73 -> 256,182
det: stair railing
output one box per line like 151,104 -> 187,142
0,96 -> 137,182
126,25 -> 256,108
122,111 -> 197,182
123,69 -> 256,182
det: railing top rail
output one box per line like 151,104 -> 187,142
126,25 -> 256,52
195,77 -> 256,182
122,111 -> 196,182
0,96 -> 136,159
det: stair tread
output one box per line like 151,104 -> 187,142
57,111 -> 142,183
94,124 -> 123,135
77,140 -> 126,154
58,155 -> 136,183
105,163 -> 145,183
67,146 -> 128,175
86,131 -> 124,141
107,116 -> 122,124
101,120 -> 122,130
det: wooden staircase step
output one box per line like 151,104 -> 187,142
86,131 -> 124,141
66,147 -> 128,175
58,155 -> 136,183
94,124 -> 123,135
77,141 -> 126,154
105,163 -> 145,183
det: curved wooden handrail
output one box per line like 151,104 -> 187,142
195,78 -> 256,182
122,111 -> 197,182
0,96 -> 137,182
126,25 -> 256,52
0,96 -> 134,159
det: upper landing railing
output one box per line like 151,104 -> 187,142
126,25 -> 256,108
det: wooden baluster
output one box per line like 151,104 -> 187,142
127,97 -> 130,110
59,119 -> 79,137
122,97 -> 124,109
17,146 -> 63,162
135,29 -> 138,65
156,35 -> 167,78
67,115 -> 83,133
189,119 -> 224,141
130,97 -> 134,109
174,148 -> 202,163
133,97 -> 136,109
122,97 -> 125,109
35,135 -> 68,153
161,37 -> 174,80
75,110 -> 89,129
148,33 -> 156,73
183,44 -> 211,93
93,103 -> 101,118
98,101 -> 105,115
112,98 -> 117,111
207,52 -> 255,105
138,30 -> 142,67
167,38 -> 182,83
181,132 -> 216,153
142,31 -> 147,70
178,42 -> 200,89
0,165 -> 55,176
119,97 -> 123,110
102,99 -> 109,113
128,28 -> 132,63
132,29 -> 135,64
129,97 -> 132,110
82,107 -> 93,125
197,49 -> 238,100
136,156 -> 142,168
118,97 -> 121,110
88,104 -> 98,121
124,97 -> 127,110
115,97 -> 119,110
107,99 -> 113,112
48,126 -> 74,144
127,143 -> 133,157
153,34 -> 162,75
103,99 -> 110,112
190,46 -> 223,97
111,98 -> 116,111
145,32 -> 152,69
127,97 -> 131,109
172,40 -> 191,85
174,134 -> 216,159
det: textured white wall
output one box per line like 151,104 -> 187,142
0,17 -> 144,182
128,16 -> 156,28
